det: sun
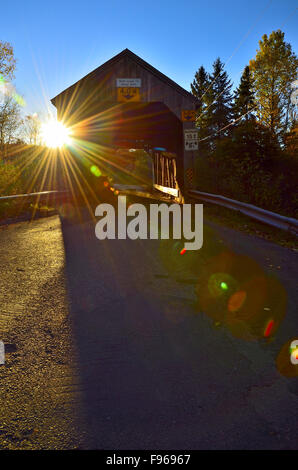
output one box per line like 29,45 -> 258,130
41,119 -> 72,148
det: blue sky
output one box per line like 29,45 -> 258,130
1,0 -> 297,117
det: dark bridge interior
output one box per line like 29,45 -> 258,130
70,101 -> 184,189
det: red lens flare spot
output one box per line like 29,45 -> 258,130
264,319 -> 274,337
104,181 -> 109,187
228,290 -> 247,312
180,248 -> 186,255
289,345 -> 298,358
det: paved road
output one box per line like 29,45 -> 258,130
0,210 -> 297,449
0,216 -> 85,449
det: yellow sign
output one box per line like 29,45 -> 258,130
181,110 -> 196,122
117,87 -> 140,102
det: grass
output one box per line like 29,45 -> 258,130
200,202 -> 298,251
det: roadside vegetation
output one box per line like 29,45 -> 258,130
0,31 -> 297,224
191,30 -> 298,218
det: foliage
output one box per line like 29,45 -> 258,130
283,120 -> 298,157
0,159 -> 22,196
208,57 -> 233,140
190,65 -> 213,155
233,66 -> 255,120
191,59 -> 233,153
191,30 -> 298,218
0,40 -> 16,80
190,65 -> 210,114
195,119 -> 297,217
23,114 -> 42,145
249,30 -> 298,137
0,97 -> 22,150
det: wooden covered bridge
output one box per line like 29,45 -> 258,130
51,48 -> 199,191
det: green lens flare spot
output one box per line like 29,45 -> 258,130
208,273 -> 237,298
90,165 -> 101,177
15,95 -> 26,106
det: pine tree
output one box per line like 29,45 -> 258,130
190,65 -> 210,113
208,58 -> 233,140
233,66 -> 255,120
190,65 -> 213,155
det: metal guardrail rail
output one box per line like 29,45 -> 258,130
0,191 -> 70,221
188,189 -> 298,236
2,188 -> 297,236
0,190 -> 69,202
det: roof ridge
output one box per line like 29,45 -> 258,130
51,49 -> 197,104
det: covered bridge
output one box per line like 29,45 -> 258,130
51,48 -> 199,189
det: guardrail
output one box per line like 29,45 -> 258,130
0,190 -> 71,221
0,190 -> 69,202
2,188 -> 297,236
187,190 -> 298,236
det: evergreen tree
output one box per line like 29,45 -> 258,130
190,65 -> 213,156
233,66 -> 255,120
208,58 -> 233,140
190,65 -> 210,113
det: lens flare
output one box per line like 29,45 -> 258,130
228,290 -> 247,312
264,319 -> 274,337
90,165 -> 101,177
208,273 -> 236,298
0,73 -> 26,106
276,339 -> 298,378
41,119 -> 71,148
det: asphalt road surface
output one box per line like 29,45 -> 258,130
0,209 -> 297,449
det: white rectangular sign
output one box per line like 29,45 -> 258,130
184,129 -> 199,151
116,78 -> 141,88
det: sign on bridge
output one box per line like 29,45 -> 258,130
181,110 -> 196,122
184,129 -> 199,150
116,78 -> 142,87
117,87 -> 141,102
